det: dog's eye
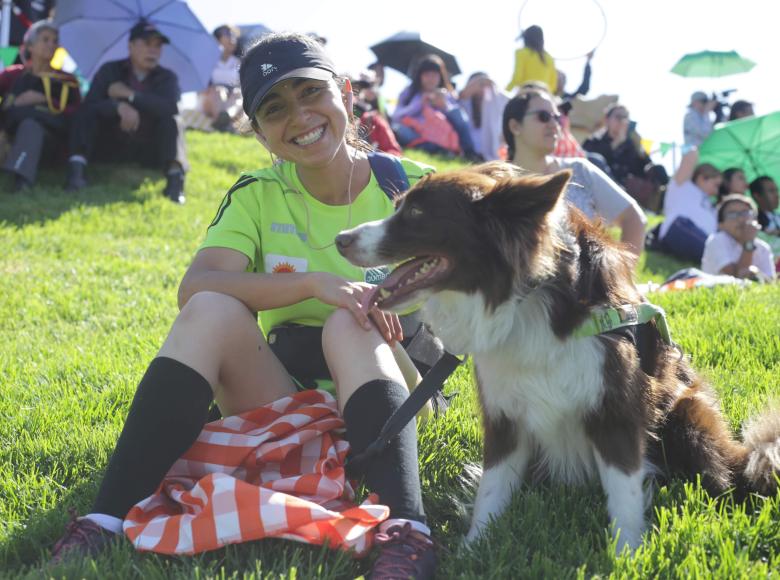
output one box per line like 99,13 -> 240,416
409,206 -> 424,218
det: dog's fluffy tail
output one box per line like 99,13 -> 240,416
740,405 -> 780,495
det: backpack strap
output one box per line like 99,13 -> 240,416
368,151 -> 410,200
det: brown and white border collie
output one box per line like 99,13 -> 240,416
336,162 -> 780,552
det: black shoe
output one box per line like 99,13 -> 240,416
163,171 -> 186,204
370,523 -> 436,580
13,173 -> 31,192
49,509 -> 119,565
213,110 -> 235,133
65,161 -> 87,191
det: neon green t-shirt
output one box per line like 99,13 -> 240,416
200,157 -> 433,333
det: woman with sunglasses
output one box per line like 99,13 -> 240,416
503,88 -> 646,260
51,32 -> 437,580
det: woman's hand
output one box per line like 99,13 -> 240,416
310,273 -> 403,345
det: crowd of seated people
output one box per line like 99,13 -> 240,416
2,17 -> 776,279
1,18 -> 189,203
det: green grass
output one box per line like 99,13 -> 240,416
1,133 -> 779,579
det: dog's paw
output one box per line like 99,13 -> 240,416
613,527 -> 642,555
462,527 -> 482,549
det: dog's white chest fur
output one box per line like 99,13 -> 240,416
425,290 -> 607,482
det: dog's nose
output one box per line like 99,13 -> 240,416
335,232 -> 354,252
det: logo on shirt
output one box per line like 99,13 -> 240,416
265,254 -> 308,274
271,222 -> 307,242
261,63 -> 277,76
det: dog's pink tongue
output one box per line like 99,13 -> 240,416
361,285 -> 381,312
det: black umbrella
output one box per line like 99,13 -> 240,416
370,31 -> 461,78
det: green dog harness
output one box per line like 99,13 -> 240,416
573,303 -> 673,345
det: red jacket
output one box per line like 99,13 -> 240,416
0,64 -> 81,115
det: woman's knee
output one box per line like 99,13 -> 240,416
176,291 -> 255,333
322,308 -> 362,351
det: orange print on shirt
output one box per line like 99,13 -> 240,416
272,262 -> 296,273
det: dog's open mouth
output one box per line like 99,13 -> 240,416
362,255 -> 450,311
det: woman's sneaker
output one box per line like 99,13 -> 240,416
49,510 -> 119,565
369,522 -> 436,580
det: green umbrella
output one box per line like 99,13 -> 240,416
699,111 -> 780,186
0,46 -> 18,67
671,50 -> 755,78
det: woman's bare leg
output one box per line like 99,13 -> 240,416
321,308 -> 406,408
158,291 -> 296,416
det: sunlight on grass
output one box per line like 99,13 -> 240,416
1,132 -> 779,578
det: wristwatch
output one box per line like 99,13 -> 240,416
128,92 -> 135,104
743,240 -> 756,252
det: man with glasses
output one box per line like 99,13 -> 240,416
701,194 -> 775,281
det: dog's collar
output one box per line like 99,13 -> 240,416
573,303 -> 672,344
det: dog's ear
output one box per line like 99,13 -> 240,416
477,170 -> 571,221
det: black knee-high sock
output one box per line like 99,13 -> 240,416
342,379 -> 426,524
91,357 -> 213,518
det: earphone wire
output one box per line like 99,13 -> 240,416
272,148 -> 356,251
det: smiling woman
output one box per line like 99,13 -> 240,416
50,31 -> 439,580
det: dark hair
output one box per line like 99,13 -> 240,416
213,24 -> 239,40
402,54 -> 452,106
522,25 -> 546,64
691,163 -> 720,185
502,89 -> 546,160
716,193 -> 756,223
717,167 -> 745,201
605,103 -> 628,119
728,100 -> 753,121
749,175 -> 775,198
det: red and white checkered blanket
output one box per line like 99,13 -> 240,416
123,390 -> 389,556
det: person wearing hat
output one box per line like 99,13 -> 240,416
683,90 -> 715,147
50,32 -> 438,579
64,19 -> 188,203
701,193 -> 775,280
0,19 -> 81,191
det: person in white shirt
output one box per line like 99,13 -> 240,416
701,194 -> 775,281
199,24 -> 242,132
659,148 -> 720,262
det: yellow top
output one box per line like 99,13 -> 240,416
506,47 -> 558,94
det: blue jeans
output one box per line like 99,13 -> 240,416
443,107 -> 477,156
660,216 -> 708,262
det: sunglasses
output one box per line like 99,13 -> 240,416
723,209 -> 756,221
524,110 -> 562,124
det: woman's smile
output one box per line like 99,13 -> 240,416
290,124 -> 327,147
